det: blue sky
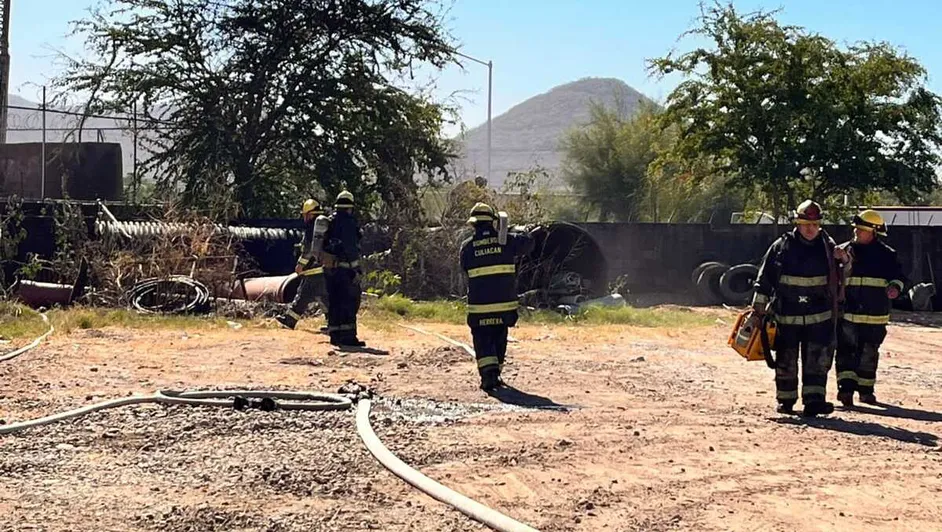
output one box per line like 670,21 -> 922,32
10,0 -> 942,133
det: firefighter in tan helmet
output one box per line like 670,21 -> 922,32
321,190 -> 365,347
834,209 -> 906,407
459,203 -> 534,391
276,198 -> 330,330
752,199 -> 841,417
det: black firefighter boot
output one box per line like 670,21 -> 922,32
859,392 -> 878,405
331,333 -> 366,348
837,390 -> 855,408
275,314 -> 297,330
344,336 -> 367,348
802,400 -> 835,418
480,367 -> 500,391
776,401 -> 797,415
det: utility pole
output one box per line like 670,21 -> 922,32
0,0 -> 10,144
455,51 -> 492,183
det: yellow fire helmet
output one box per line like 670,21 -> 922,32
467,202 -> 496,224
853,209 -> 887,236
301,198 -> 323,215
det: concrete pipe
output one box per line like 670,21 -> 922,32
518,222 -> 608,299
221,273 -> 301,304
10,258 -> 89,309
12,280 -> 73,307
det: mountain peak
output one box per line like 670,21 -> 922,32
454,77 -> 651,187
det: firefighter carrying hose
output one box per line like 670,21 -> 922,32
276,199 -> 330,330
459,203 -> 534,391
752,199 -> 841,417
834,209 -> 906,407
322,190 -> 365,347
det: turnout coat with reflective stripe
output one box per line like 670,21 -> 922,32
460,227 -> 533,327
296,222 -> 324,276
754,229 -> 838,325
841,239 -> 906,325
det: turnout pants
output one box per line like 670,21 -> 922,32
836,320 -> 886,396
471,325 -> 509,378
774,321 -> 835,406
468,313 -> 517,384
325,267 -> 362,342
282,274 -> 328,328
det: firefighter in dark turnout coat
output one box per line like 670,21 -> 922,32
459,203 -> 534,391
276,199 -> 329,330
752,199 -> 841,417
322,190 -> 365,347
835,209 -> 906,407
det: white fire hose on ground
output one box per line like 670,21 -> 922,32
0,314 -> 540,532
0,313 -> 53,363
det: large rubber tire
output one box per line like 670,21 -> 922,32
719,264 -> 760,306
696,264 -> 727,306
691,261 -> 728,286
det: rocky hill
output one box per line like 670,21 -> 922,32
453,77 -> 651,188
3,77 -> 652,191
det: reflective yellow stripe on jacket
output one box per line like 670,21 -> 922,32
775,310 -> 832,325
299,267 -> 324,276
843,313 -> 890,325
467,264 -> 515,278
846,276 -> 888,288
468,301 -> 519,314
779,275 -> 828,287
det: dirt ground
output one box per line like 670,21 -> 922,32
2,310 -> 942,532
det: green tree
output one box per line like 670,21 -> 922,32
561,101 -> 661,221
561,100 -> 734,222
56,0 -> 459,219
648,2 -> 942,224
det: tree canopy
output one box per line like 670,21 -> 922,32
561,99 -> 735,222
647,2 -> 942,218
560,100 -> 659,222
56,0 -> 460,219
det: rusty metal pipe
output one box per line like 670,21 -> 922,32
13,280 -> 73,307
219,273 -> 301,304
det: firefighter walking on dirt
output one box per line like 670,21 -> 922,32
752,199 -> 842,417
834,209 -> 906,407
459,203 -> 534,391
276,199 -> 330,330
321,190 -> 365,347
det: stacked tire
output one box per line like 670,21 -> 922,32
691,261 -> 760,307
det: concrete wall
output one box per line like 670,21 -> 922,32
579,222 -> 942,304
0,143 -> 124,201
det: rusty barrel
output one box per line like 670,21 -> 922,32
13,280 -> 74,307
221,273 -> 301,303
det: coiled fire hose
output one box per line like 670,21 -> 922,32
127,276 -> 211,314
0,315 -> 541,532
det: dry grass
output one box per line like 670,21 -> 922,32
0,297 -> 722,344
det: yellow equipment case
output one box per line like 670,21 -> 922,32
728,310 -> 777,368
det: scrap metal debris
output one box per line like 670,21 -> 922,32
127,276 -> 211,314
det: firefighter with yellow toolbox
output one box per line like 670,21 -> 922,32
322,190 -> 365,347
752,199 -> 842,417
459,203 -> 534,391
276,198 -> 330,330
834,209 -> 906,407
